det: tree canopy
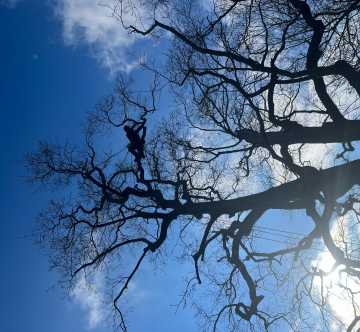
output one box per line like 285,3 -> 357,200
28,0 -> 360,331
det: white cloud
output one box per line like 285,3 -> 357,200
56,0 -> 142,73
0,0 -> 20,8
71,273 -> 105,329
70,266 -> 151,329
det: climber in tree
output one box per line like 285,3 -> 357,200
124,121 -> 146,164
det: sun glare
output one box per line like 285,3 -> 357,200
314,243 -> 360,330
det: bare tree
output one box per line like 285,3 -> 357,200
28,0 -> 360,331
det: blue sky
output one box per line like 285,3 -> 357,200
1,1 -> 351,331
0,1 -> 197,331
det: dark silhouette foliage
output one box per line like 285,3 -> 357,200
28,1 -> 360,331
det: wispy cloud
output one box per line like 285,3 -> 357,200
71,268 -> 151,329
71,273 -> 106,329
55,0 -> 141,73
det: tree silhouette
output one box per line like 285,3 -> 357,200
28,1 -> 360,331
